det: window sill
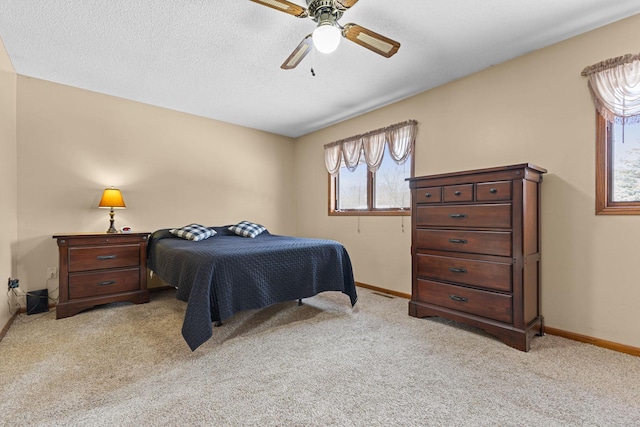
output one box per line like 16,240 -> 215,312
596,205 -> 640,215
329,210 -> 411,217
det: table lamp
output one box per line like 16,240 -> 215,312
98,187 -> 126,233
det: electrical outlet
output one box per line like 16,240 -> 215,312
47,267 -> 58,279
7,278 -> 19,289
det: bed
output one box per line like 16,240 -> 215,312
147,224 -> 357,350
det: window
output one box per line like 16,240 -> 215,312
582,53 -> 640,214
325,120 -> 416,216
596,112 -> 640,214
331,148 -> 412,215
374,144 -> 412,209
335,158 -> 368,210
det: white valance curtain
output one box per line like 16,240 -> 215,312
324,120 -> 418,176
581,53 -> 640,124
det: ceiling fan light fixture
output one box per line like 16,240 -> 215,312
252,0 -> 400,69
313,23 -> 341,54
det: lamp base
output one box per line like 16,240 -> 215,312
106,209 -> 117,233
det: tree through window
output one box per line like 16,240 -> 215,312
611,120 -> 640,202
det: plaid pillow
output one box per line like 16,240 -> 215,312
170,224 -> 217,241
228,221 -> 267,238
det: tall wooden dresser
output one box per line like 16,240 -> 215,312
408,164 -> 546,351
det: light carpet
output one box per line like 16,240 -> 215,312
1,287 -> 639,426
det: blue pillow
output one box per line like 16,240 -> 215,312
228,221 -> 267,238
170,224 -> 217,241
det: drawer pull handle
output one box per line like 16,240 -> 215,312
449,213 -> 467,219
98,280 -> 116,286
449,295 -> 468,303
449,267 -> 467,274
425,193 -> 431,198
454,191 -> 462,196
97,255 -> 117,260
490,188 -> 497,193
448,238 -> 467,244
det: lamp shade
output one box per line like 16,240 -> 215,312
98,188 -> 126,209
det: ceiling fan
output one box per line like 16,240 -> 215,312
249,0 -> 401,70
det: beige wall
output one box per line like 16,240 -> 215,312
295,14 -> 640,348
0,38 -> 17,328
5,14 -> 640,349
15,77 -> 295,295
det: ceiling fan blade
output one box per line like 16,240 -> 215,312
248,0 -> 308,18
336,0 -> 359,9
281,35 -> 313,69
342,23 -> 400,58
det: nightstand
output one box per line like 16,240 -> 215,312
53,232 -> 150,319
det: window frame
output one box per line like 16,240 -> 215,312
595,111 -> 640,215
328,153 -> 413,217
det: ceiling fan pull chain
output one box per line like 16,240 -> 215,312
310,46 -> 317,76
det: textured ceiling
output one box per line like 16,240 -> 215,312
1,1 -> 639,137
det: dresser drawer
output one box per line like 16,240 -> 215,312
416,186 -> 442,203
68,244 -> 140,272
416,204 -> 511,228
416,279 -> 512,323
417,254 -> 512,292
476,181 -> 512,201
443,184 -> 473,202
69,268 -> 140,299
416,229 -> 512,256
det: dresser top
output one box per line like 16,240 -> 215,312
408,163 -> 547,183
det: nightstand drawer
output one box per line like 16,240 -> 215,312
65,235 -> 147,246
69,245 -> 140,272
417,254 -> 512,292
416,204 -> 512,228
416,279 -> 512,323
416,229 -> 512,256
69,268 -> 140,299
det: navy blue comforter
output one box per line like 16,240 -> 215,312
147,227 -> 357,350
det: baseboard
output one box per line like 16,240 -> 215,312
0,311 -> 19,343
545,327 -> 640,357
355,281 -> 411,299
